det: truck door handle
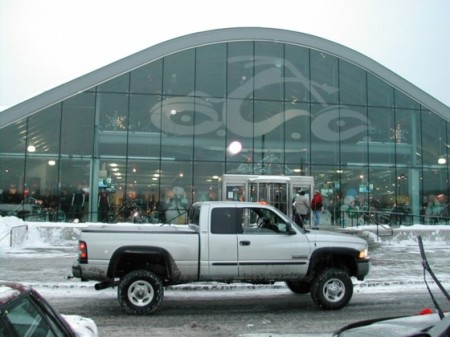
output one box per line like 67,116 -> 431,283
240,241 -> 251,246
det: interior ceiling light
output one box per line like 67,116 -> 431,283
27,145 -> 36,152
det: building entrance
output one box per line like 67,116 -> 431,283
221,174 -> 314,217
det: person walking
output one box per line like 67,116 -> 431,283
293,191 -> 309,227
310,190 -> 323,229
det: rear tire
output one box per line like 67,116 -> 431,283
118,270 -> 164,315
310,268 -> 353,310
285,280 -> 311,294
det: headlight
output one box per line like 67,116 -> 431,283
358,248 -> 368,259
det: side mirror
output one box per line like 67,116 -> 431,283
285,223 -> 296,235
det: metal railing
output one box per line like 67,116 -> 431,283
0,224 -> 29,247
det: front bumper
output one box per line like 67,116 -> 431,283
355,258 -> 370,281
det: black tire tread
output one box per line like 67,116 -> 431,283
118,269 -> 164,315
310,268 -> 353,310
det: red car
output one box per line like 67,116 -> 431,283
0,282 -> 98,337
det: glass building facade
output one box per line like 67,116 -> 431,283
1,28 -> 449,225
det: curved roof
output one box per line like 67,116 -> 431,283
2,27 -> 450,127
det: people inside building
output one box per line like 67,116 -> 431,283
293,191 -> 309,228
310,190 -> 323,229
98,188 -> 110,222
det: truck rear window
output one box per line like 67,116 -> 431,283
188,206 -> 200,225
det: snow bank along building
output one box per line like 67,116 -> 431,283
1,27 -> 450,225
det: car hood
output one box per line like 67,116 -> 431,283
306,229 -> 367,246
334,313 -> 449,337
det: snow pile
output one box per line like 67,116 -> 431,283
0,216 -> 85,252
2,215 -> 450,253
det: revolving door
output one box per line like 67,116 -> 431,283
221,174 -> 314,217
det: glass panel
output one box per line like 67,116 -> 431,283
128,94 -> 161,158
367,73 -> 394,107
311,104 -> 339,165
0,119 -> 27,153
0,158 -> 25,206
368,165 -> 396,218
254,41 -> 284,101
367,107 -> 395,165
253,100 -> 285,175
23,157 -> 62,221
97,73 -> 130,93
192,162 -> 223,202
97,93 -> 128,156
61,92 -> 95,155
395,89 -> 420,109
284,102 -> 310,173
339,60 -> 367,106
60,158 -> 90,222
130,59 -> 163,94
336,166 -> 369,227
285,45 -> 310,103
160,160 -> 192,223
122,159 -> 162,223
196,44 -> 227,98
422,167 -> 447,224
193,97 -> 226,161
163,49 -> 195,96
227,41 -> 254,99
101,159 -> 127,220
395,109 -> 417,166
421,109 -> 446,166
159,96 -> 194,160
309,165 -> 337,226
310,50 -> 338,104
340,106 -> 368,165
225,98 -> 253,173
27,105 -> 61,154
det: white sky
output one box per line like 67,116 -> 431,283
1,0 -> 450,110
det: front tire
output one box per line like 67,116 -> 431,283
286,280 -> 311,294
118,270 -> 164,315
310,268 -> 353,310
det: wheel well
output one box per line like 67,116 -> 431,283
108,246 -> 181,283
307,250 -> 358,281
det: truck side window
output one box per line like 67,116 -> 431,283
243,207 -> 288,234
211,208 -> 238,234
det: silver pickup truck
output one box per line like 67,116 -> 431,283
72,201 -> 370,314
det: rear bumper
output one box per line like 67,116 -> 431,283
72,263 -> 82,279
72,261 -> 109,282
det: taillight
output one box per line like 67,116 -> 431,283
78,240 -> 88,263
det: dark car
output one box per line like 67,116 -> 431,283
333,312 -> 449,337
333,236 -> 450,337
0,281 -> 97,337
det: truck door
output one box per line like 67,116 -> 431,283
237,207 -> 311,279
206,207 -> 239,279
